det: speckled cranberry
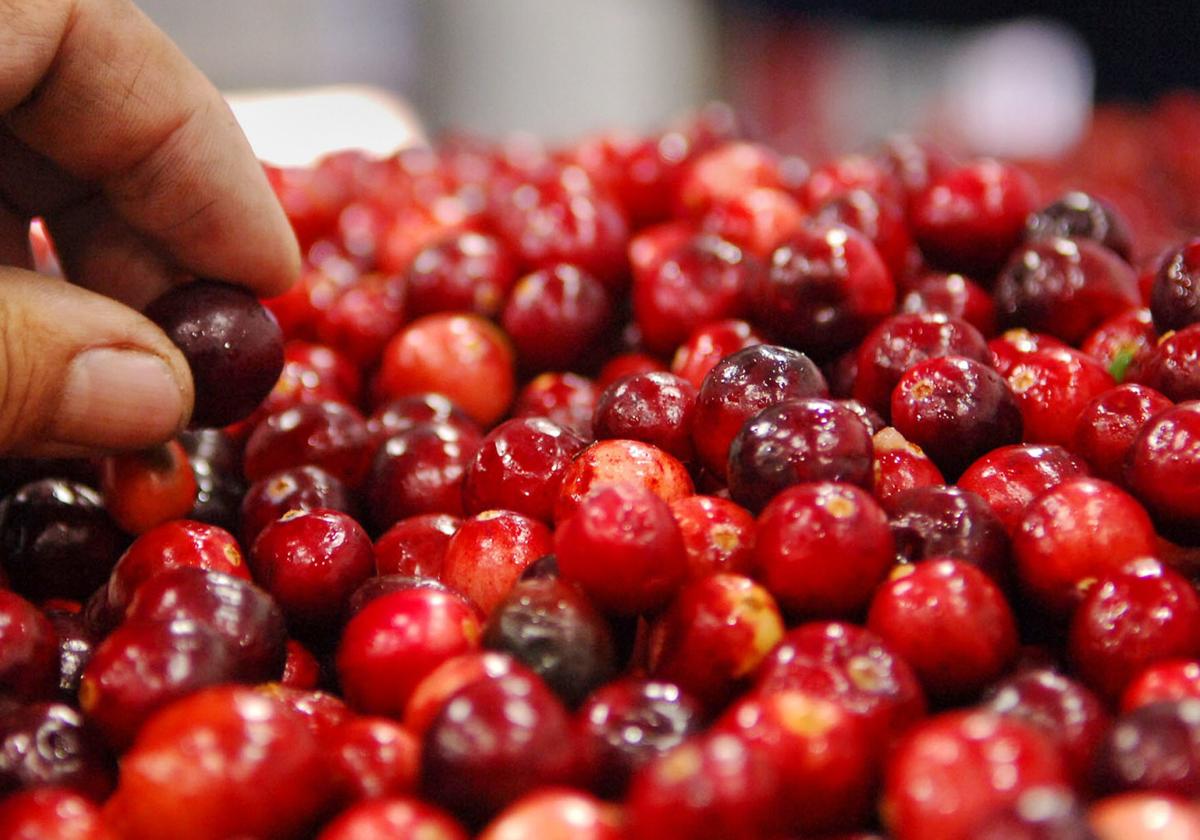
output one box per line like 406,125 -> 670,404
593,372 -> 698,463
1150,237 -> 1200,332
871,427 -> 945,510
1026,191 -> 1134,260
554,438 -> 695,525
668,495 -> 756,580
1125,402 -> 1200,543
463,419 -> 587,523
367,422 -> 483,531
958,444 -> 1091,534
510,371 -> 599,439
405,231 -> 518,319
887,485 -> 1010,584
240,464 -> 357,549
0,703 -> 113,799
1071,384 -> 1173,482
373,513 -> 461,579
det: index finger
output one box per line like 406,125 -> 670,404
0,0 -> 299,298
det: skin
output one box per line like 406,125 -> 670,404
0,0 -> 298,456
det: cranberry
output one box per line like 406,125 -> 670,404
875,134 -> 954,205
1128,323 -> 1200,403
1081,307 -> 1156,381
511,371 -> 599,439
971,786 -> 1097,840
958,444 -> 1090,534
596,352 -> 668,390
753,222 -> 896,359
0,591 -> 57,700
1006,348 -> 1116,447
441,510 -> 553,616
887,485 -> 1010,583
421,671 -> 578,825
867,560 -> 1018,702
243,401 -> 372,488
367,422 -> 482,531
1026,191 -> 1135,260
669,494 -> 756,580
145,280 -> 285,428
700,187 -> 806,258
1091,700 -> 1200,798
1087,792 -> 1200,839
755,482 -> 893,619
1071,384 -> 1173,482
799,153 -> 906,212
402,652 -> 526,738
1150,238 -> 1200,332
325,716 -> 420,805
1069,559 -> 1200,702
279,340 -> 362,406
44,608 -> 93,701
670,318 -> 764,390
556,482 -> 687,616
900,271 -> 998,337
314,272 -> 407,367
241,465 -> 357,548
344,575 -> 463,621
502,264 -> 613,372
180,428 -> 245,531
315,797 -> 467,840
463,418 -> 587,522
0,480 -> 124,602
727,398 -> 874,512
675,141 -> 787,217
374,513 -> 461,578
281,639 -> 321,690
483,576 -> 616,706
1125,402 -> 1200,542
0,787 -> 111,840
871,426 -> 946,510
102,686 -> 327,840
367,393 -> 481,449
990,328 -> 1072,377
99,441 -> 196,536
593,372 -> 698,463
910,159 -> 1039,276
882,711 -> 1069,840
405,231 -> 518,319
0,703 -> 113,799
478,789 -> 623,840
554,438 -> 694,525
1122,661 -> 1200,712
256,683 -> 352,740
337,587 -> 481,717
891,355 -> 1023,479
578,679 -> 704,798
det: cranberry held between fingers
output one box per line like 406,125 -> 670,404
1122,661 -> 1200,712
1127,324 -> 1200,402
1087,792 -> 1200,839
0,591 -> 57,700
404,231 -> 519,319
243,401 -> 373,488
463,418 -> 587,522
367,422 -> 482,531
867,559 -> 1018,702
100,441 -> 197,535
374,513 -> 461,578
325,716 -> 420,805
554,439 -> 694,525
145,280 -> 285,428
1125,402 -> 1200,543
755,483 -> 894,619
1150,237 -> 1200,332
669,494 -> 756,579
0,702 -> 114,799
593,372 -> 698,464
887,485 -> 1010,584
957,443 -> 1090,534
314,796 -> 468,840
900,271 -> 999,337
1091,700 -> 1200,798
0,786 -> 113,840
1070,384 -> 1173,482
511,371 -> 599,439
440,510 -> 553,616
502,264 -> 613,372
478,788 -> 624,840
402,652 -> 527,738
241,465 -> 357,548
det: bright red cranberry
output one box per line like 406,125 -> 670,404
1088,792 -> 1200,839
593,372 -> 698,463
669,495 -> 756,580
1006,347 -> 1116,447
344,576 -> 463,621
670,318 -> 764,390
402,651 -> 525,738
314,272 -> 407,367
337,587 -> 481,717
596,352 -> 667,391
241,465 -> 357,549
910,159 -> 1039,276
264,260 -> 356,343
1070,558 -> 1200,702
145,280 -> 284,428
1125,402 -> 1200,542
755,483 -> 894,619
441,510 -> 553,616
875,134 -> 954,205
281,639 -> 321,690
478,789 -> 624,840
405,231 -> 518,319
103,686 -> 327,840
891,355 -> 1023,479
1150,238 -> 1200,332
901,271 -> 998,337
243,401 -> 372,488
753,223 -> 896,360
315,797 -> 468,840
799,153 -> 906,212
1071,384 -> 1173,482
970,786 -> 1095,840
502,264 -> 613,372
484,575 -> 616,706
700,187 -> 805,258
367,393 -> 481,449
1081,307 -> 1156,381
377,313 -> 516,427
0,480 -> 125,602
367,422 -> 482,531
958,444 -> 1091,534
990,328 -> 1072,377
871,427 -> 946,512
555,482 -> 688,616
690,344 -> 828,478
1092,700 -> 1200,799
1027,191 -> 1135,260
1122,661 -> 1200,712
374,513 -> 461,579
1014,478 -> 1157,616
463,419 -> 587,523
99,442 -> 196,536
0,591 -> 57,701
325,716 -> 420,805
868,560 -> 1018,702
0,703 -> 113,799
255,683 -> 352,741
887,485 -> 1010,584
250,508 -> 374,633
554,439 -> 694,525
180,428 -> 245,531
421,671 -> 578,825
0,787 -> 111,840
674,141 -> 786,217
279,340 -> 361,406
511,371 -> 599,439
1128,324 -> 1200,402
883,710 -> 1069,840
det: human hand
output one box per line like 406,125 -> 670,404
0,0 -> 299,456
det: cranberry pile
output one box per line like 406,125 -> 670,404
6,102 -> 1200,839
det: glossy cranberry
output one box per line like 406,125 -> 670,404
315,796 -> 468,840
374,513 -> 461,579
244,401 -> 372,488
0,591 -> 57,701
1027,191 -> 1135,260
799,153 -> 906,212
44,608 -> 93,701
463,419 -> 587,522
669,319 -> 764,390
578,679 -> 704,798
887,485 -> 1010,584
753,223 -> 896,359
325,716 -> 420,805
958,444 -> 1091,534
367,393 -> 481,449
367,422 -> 482,531
871,426 -> 946,510
281,639 -> 321,689
255,683 -> 351,740
377,313 -> 516,427
405,231 -> 518,319
1150,238 -> 1200,332
511,371 -> 599,439
755,483 -> 893,619
441,510 -> 553,616
1070,558 -> 1200,702
343,575 -> 462,621
0,786 -> 112,840
593,372 -> 698,463
700,187 -> 805,259
478,788 -> 623,840
1128,324 -> 1200,402
264,260 -> 355,343
1088,792 -> 1200,839
821,188 -> 916,277
421,670 -> 578,825
179,428 -> 244,531
241,464 -> 357,548
1081,307 -> 1156,381
910,159 -> 1040,276
1071,384 -> 1173,482
103,686 -> 327,840
145,280 -> 284,428
554,438 -> 694,525
337,587 -> 482,717
868,560 -> 1018,701
900,271 -> 998,337
1090,700 -> 1200,799
100,442 -> 196,536
596,352 -> 667,391
990,328 -> 1072,377
883,710 -> 1069,840
555,482 -> 688,616
669,495 -> 756,580
279,340 -> 362,405
0,480 -> 124,602
1122,661 -> 1200,712
402,651 -> 525,738
1007,348 -> 1117,447
971,786 -> 1097,840
0,703 -> 113,799
1125,403 -> 1200,541
891,355 -> 1023,479
502,264 -> 613,372
314,272 -> 407,367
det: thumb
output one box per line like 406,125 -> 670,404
0,269 -> 194,457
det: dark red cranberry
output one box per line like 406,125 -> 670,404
799,153 -> 906,212
483,576 -> 616,707
888,485 -> 1009,583
868,560 -> 1018,702
405,231 -> 518,319
100,441 -> 196,536
441,510 -> 553,616
669,495 -> 756,580
1128,324 -> 1200,402
1122,661 -> 1200,712
0,703 -> 113,800
578,679 -> 704,798
0,591 -> 57,701
314,272 -> 407,367
44,608 -> 93,701
900,271 -> 998,337
502,264 -> 613,372
367,393 -> 481,449
669,318 -> 764,390
690,344 -> 828,478
240,464 -> 356,549
1007,348 -> 1116,447
344,575 -> 461,621
1027,191 -> 1135,260
1150,238 -> 1200,332
958,444 -> 1091,534
755,483 -> 894,619
593,372 -> 698,464
180,428 -> 245,531
463,418 -> 587,523
281,639 -> 321,690
1069,559 -> 1200,702
0,480 -> 124,602
421,670 -> 578,825
1071,384 -> 1173,482
145,280 -> 285,428
812,188 -> 913,279
511,371 -> 599,439
315,797 -> 468,840
891,355 -> 1023,479
1125,402 -> 1200,543
401,651 -> 527,738
367,422 -> 483,532
1080,307 -> 1156,382
0,786 -> 111,840
753,223 -> 896,360
1092,700 -> 1200,798
325,716 -> 420,805
554,439 -> 695,525
970,786 -> 1097,840
243,401 -> 372,488
374,513 -> 461,579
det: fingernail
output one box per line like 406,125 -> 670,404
54,348 -> 188,448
